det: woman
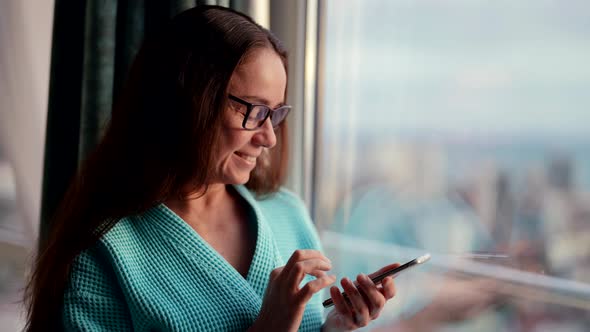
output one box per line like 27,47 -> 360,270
25,6 -> 398,331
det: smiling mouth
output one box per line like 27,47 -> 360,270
235,152 -> 257,163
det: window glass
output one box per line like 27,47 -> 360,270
317,0 -> 590,330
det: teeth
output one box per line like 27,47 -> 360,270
236,152 -> 256,162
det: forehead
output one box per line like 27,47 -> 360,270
229,48 -> 287,105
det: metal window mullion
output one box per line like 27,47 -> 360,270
270,0 -> 306,200
304,0 -> 320,215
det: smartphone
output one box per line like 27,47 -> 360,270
322,253 -> 431,308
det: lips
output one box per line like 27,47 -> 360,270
234,151 -> 258,163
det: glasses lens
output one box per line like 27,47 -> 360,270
245,105 -> 270,130
270,106 -> 291,128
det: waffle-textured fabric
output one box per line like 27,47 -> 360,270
62,185 -> 325,331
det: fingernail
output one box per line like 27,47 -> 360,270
359,274 -> 371,285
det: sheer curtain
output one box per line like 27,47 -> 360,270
0,1 -> 54,330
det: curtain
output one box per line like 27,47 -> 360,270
39,0 -> 254,243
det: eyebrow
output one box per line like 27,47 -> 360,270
240,95 -> 285,109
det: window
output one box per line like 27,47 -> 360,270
315,0 -> 590,330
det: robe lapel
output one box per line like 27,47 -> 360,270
149,203 -> 262,319
150,185 -> 284,315
234,185 -> 285,299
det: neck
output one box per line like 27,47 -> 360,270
165,183 -> 233,225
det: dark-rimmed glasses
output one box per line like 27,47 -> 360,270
228,94 -> 292,130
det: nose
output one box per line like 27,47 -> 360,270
252,117 -> 277,148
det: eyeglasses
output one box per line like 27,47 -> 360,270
228,94 -> 292,130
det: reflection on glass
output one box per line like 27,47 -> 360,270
317,0 -> 590,330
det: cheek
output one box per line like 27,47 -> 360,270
217,129 -> 252,159
219,113 -> 251,150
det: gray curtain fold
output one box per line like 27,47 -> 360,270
79,0 -> 117,163
40,0 -> 241,243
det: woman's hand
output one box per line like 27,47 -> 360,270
249,249 -> 336,332
323,263 -> 399,332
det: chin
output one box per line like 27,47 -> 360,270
225,173 -> 251,185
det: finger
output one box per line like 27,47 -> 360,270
269,266 -> 284,281
357,273 -> 386,319
297,274 -> 336,303
309,269 -> 328,278
300,260 -> 333,276
286,259 -> 332,289
330,285 -> 355,328
341,278 -> 370,327
380,276 -> 396,300
284,250 -> 331,273
368,263 -> 401,280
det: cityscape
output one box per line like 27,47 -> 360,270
316,131 -> 590,331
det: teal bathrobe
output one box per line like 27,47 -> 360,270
62,186 -> 325,331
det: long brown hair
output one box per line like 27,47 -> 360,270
25,6 -> 289,331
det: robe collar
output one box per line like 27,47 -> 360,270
145,185 -> 284,312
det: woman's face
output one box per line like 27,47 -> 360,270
214,47 -> 287,185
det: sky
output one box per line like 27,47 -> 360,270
322,0 -> 590,138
